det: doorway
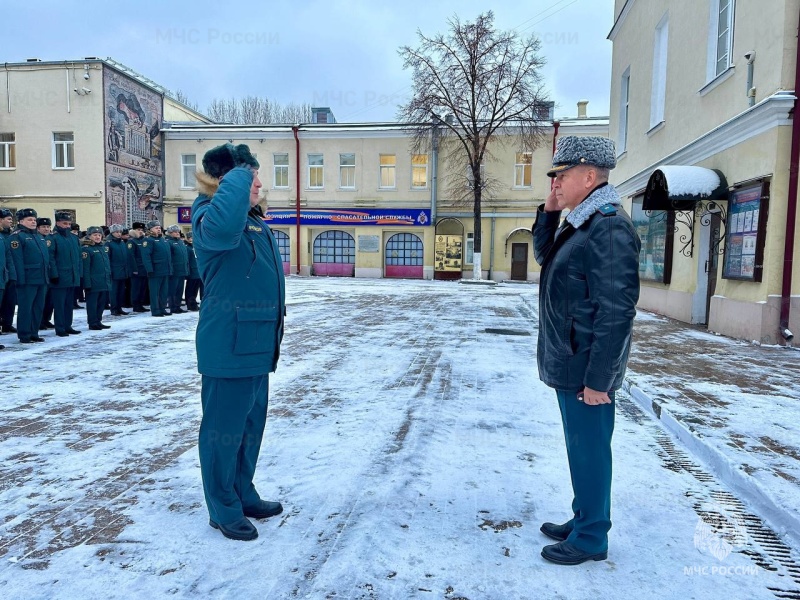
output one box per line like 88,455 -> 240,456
511,243 -> 528,280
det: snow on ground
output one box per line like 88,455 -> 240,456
0,278 -> 798,599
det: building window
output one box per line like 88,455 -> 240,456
465,232 -> 474,264
274,153 -> 289,188
0,133 -> 16,169
339,153 -> 355,189
631,196 -> 674,284
708,0 -> 735,80
308,153 -> 324,189
619,68 -> 631,154
313,230 -> 355,264
514,152 -> 532,187
650,14 -> 669,129
379,154 -> 396,188
385,233 -> 423,266
181,154 -> 196,188
466,164 -> 486,188
53,132 -> 74,169
273,229 -> 290,264
411,154 -> 428,188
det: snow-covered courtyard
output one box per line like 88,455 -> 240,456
1,277 -> 799,599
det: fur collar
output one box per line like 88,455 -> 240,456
196,171 -> 220,198
566,183 -> 621,228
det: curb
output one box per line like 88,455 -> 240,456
623,376 -> 800,549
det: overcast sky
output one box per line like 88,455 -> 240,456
4,0 -> 615,123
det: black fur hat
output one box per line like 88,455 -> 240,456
16,208 -> 37,220
202,143 -> 259,179
132,221 -> 146,231
55,211 -> 73,222
37,217 -> 52,227
0,208 -> 13,218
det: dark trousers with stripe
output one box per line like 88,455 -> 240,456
185,277 -> 201,309
556,389 -> 615,554
110,279 -> 127,313
52,287 -> 76,334
148,276 -> 168,316
0,280 -> 16,331
85,290 -> 106,327
168,276 -> 185,312
16,284 -> 46,341
199,375 -> 269,526
131,275 -> 148,310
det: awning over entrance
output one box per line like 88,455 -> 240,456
504,227 -> 533,255
643,166 -> 729,211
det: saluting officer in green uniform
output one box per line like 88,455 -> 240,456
81,226 -> 112,330
192,143 -> 286,541
8,208 -> 50,343
140,221 -> 172,317
533,136 -> 640,565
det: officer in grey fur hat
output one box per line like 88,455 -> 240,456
533,136 -> 640,565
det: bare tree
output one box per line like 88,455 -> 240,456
205,96 -> 313,124
398,11 -> 550,279
172,89 -> 199,112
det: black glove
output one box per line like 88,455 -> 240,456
50,277 -> 59,284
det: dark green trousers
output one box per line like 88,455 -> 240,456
199,375 -> 269,526
556,389 -> 615,554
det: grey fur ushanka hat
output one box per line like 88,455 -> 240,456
547,136 -> 617,177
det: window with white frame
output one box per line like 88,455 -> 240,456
339,153 -> 355,188
465,232 -> 474,264
619,68 -> 631,154
708,0 -> 735,80
514,152 -> 532,187
274,153 -> 289,188
53,132 -> 74,169
0,133 -> 15,169
466,163 -> 486,188
308,153 -> 324,189
650,14 -> 669,129
411,154 -> 428,188
379,154 -> 396,188
181,154 -> 196,188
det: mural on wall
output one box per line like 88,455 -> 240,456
103,67 -> 163,226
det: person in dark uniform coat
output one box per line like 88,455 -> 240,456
0,212 -> 15,350
37,218 -> 56,330
128,225 -> 148,312
8,208 -> 50,343
107,224 -> 132,316
48,211 -> 82,336
0,208 -> 18,334
81,226 -> 112,330
71,223 -> 85,307
140,220 -> 172,317
165,224 -> 189,314
184,230 -> 201,311
533,136 -> 640,566
192,143 -> 286,541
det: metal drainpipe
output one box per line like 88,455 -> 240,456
780,12 -> 800,344
551,121 -> 560,189
431,121 -> 439,223
292,125 -> 301,275
489,216 -> 496,280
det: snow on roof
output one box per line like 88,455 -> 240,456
657,165 -> 721,197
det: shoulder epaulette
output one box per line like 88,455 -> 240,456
597,203 -> 617,216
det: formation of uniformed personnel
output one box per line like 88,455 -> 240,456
107,223 -> 133,316
165,224 -> 189,314
184,230 -> 201,311
81,226 -> 112,330
8,208 -> 50,343
48,211 -> 83,337
0,208 -> 17,335
0,209 -> 15,350
140,220 -> 172,317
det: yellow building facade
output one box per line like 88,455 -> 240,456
608,0 -> 800,345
